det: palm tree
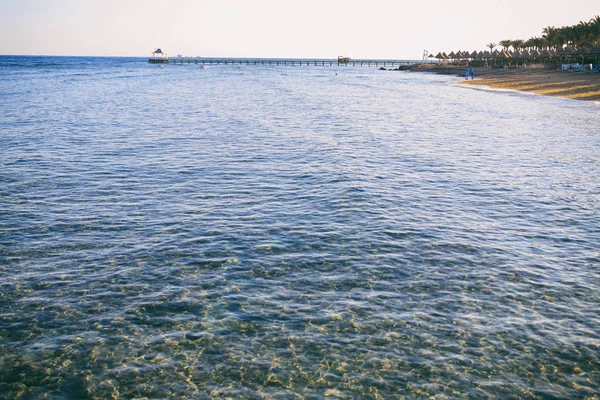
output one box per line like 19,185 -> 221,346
499,40 -> 512,50
526,37 -> 545,50
542,26 -> 559,50
480,15 -> 600,59
511,40 -> 526,51
556,27 -> 569,50
591,16 -> 600,46
570,23 -> 587,48
525,38 -> 535,49
578,21 -> 594,48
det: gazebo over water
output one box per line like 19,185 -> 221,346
149,48 -> 169,64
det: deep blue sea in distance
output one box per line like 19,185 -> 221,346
1,55 -> 599,399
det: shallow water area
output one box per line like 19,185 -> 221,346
1,56 -> 600,398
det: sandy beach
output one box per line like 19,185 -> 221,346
409,64 -> 600,102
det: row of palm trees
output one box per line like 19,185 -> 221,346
487,15 -> 600,53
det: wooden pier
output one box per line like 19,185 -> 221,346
164,57 -> 424,68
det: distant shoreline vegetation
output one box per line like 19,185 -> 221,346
432,15 -> 600,65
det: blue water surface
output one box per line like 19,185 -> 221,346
1,56 -> 599,398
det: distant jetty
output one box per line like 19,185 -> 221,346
148,48 -> 428,67
153,56 -> 424,68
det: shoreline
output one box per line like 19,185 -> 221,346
405,64 -> 600,102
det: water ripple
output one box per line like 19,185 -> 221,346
1,56 -> 599,398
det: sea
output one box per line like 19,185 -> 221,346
1,56 -> 599,399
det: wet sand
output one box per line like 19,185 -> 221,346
408,64 -> 600,102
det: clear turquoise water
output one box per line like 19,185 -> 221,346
1,56 -> 599,398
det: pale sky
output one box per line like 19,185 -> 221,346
0,0 -> 598,58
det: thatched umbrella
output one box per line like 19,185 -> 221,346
470,50 -> 478,60
481,51 -> 491,64
511,50 -> 522,67
539,49 -> 552,59
499,50 -> 512,66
